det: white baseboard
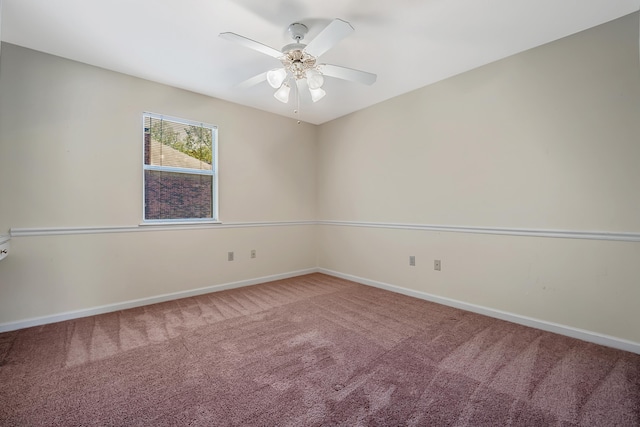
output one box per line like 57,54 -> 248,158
4,266 -> 639,355
318,268 -> 640,355
0,268 -> 318,333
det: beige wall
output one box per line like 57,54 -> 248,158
318,13 -> 640,230
317,13 -> 640,343
0,43 -> 317,324
1,226 -> 316,323
0,43 -> 317,228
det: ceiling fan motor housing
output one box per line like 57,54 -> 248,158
281,49 -> 317,80
281,23 -> 319,80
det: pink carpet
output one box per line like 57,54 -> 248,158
1,273 -> 638,425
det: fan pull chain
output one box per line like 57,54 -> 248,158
295,81 -> 301,125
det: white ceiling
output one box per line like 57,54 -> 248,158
2,0 -> 639,125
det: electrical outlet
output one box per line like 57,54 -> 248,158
409,256 -> 415,266
228,251 -> 234,261
434,260 -> 441,271
251,249 -> 256,259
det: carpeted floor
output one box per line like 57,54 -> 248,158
0,273 -> 638,426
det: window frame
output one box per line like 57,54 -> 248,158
141,112 -> 219,225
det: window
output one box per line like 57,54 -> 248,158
143,113 -> 218,223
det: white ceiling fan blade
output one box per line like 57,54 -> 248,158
219,32 -> 283,59
236,71 -> 268,89
319,64 -> 377,85
304,19 -> 354,58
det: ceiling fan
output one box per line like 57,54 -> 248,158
220,19 -> 376,105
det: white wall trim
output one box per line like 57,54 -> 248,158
319,220 -> 640,242
318,268 -> 640,355
0,268 -> 319,333
3,265 -> 639,354
9,220 -> 316,237
9,221 -> 640,242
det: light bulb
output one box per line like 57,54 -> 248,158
274,83 -> 291,103
266,68 -> 287,89
306,69 -> 324,90
309,87 -> 326,103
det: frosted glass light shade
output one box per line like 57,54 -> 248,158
274,83 -> 291,103
309,87 -> 326,102
266,68 -> 287,89
306,69 -> 324,90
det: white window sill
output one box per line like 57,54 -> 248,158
139,221 -> 222,227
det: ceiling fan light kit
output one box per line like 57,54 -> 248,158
266,68 -> 287,89
274,83 -> 291,103
309,87 -> 326,102
306,69 -> 324,90
220,18 -> 376,109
